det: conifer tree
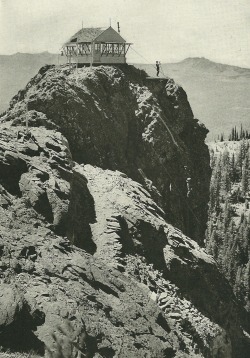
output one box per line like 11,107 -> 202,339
241,158 -> 248,195
206,138 -> 250,310
235,126 -> 239,141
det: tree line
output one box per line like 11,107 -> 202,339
206,139 -> 250,311
219,124 -> 250,142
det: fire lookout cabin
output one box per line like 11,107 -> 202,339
62,26 -> 132,66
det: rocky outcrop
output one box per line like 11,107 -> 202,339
76,164 -> 250,357
0,123 -> 248,357
4,64 -> 210,245
0,65 -> 249,357
0,125 -> 178,357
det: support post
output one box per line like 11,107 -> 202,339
125,44 -> 131,55
76,42 -> 78,69
118,44 -> 123,57
90,41 -> 94,68
101,44 -> 106,56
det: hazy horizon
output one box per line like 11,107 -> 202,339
1,51 -> 250,70
1,0 -> 250,68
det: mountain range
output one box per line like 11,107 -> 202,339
0,63 -> 249,357
0,52 -> 58,115
137,57 -> 250,140
0,53 -> 250,140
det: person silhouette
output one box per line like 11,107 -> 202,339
156,61 -> 160,77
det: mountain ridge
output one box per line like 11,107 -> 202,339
0,63 -> 249,356
171,57 -> 250,73
2,53 -> 250,141
136,58 -> 250,140
3,64 -> 210,244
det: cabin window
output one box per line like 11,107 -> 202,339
67,46 -> 77,56
105,44 -> 114,54
114,44 -> 120,54
78,44 -> 91,54
95,43 -> 101,52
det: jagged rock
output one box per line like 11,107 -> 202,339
76,164 -> 250,357
0,65 -> 249,357
0,211 -> 179,357
3,64 -> 210,244
0,285 -> 24,327
0,284 -> 45,354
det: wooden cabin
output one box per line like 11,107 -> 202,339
62,26 -> 132,66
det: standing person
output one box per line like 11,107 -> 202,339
156,61 -> 160,76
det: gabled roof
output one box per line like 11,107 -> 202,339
68,27 -> 105,43
95,27 -> 126,43
65,26 -> 126,45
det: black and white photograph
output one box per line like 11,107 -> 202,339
0,0 -> 250,357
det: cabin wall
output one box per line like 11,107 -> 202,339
99,55 -> 126,64
67,54 -> 126,64
68,54 -> 92,64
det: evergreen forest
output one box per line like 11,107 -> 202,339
207,133 -> 250,311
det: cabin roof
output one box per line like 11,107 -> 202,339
68,27 -> 105,43
65,26 -> 126,45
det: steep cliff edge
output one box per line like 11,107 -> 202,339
4,64 -> 210,245
0,65 -> 249,357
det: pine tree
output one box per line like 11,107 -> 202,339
235,127 -> 239,141
231,127 -> 235,141
240,124 -> 243,140
206,138 -> 250,310
229,153 -> 237,182
224,199 -> 232,229
241,158 -> 248,195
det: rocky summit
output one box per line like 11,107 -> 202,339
0,64 -> 249,357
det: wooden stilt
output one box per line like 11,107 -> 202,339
90,41 -> 94,69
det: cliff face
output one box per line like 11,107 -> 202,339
6,64 -> 210,245
0,65 -> 249,357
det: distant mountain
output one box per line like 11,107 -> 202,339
1,54 -> 250,141
136,58 -> 250,140
1,64 -> 249,356
177,57 -> 250,76
0,52 -> 59,113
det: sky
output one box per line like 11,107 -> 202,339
0,0 -> 250,67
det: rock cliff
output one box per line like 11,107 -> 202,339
5,64 -> 210,245
0,65 -> 249,357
